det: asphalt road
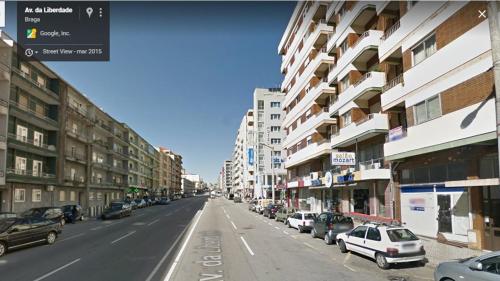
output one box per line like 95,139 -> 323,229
169,197 -> 435,281
0,196 -> 207,281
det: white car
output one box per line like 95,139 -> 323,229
336,223 -> 426,269
286,211 -> 316,233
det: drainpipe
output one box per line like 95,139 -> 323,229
488,1 -> 500,178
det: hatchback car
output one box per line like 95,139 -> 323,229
263,204 -> 281,219
0,217 -> 62,257
336,223 -> 426,269
101,202 -> 132,220
62,204 -> 84,223
434,251 -> 500,281
158,197 -> 170,205
21,207 -> 65,226
134,199 -> 147,208
275,207 -> 295,223
311,212 -> 354,244
286,212 -> 316,233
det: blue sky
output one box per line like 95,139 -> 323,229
5,1 -> 295,183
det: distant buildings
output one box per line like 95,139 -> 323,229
231,110 -> 254,197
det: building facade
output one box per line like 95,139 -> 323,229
158,147 -> 182,197
223,160 -> 232,194
231,110 -> 254,198
252,88 -> 287,200
181,175 -> 196,196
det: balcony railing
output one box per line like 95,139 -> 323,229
65,150 -> 86,160
64,175 -> 85,183
359,158 -> 386,170
6,168 -> 56,178
90,177 -> 112,185
0,99 -> 8,107
67,103 -> 90,119
10,100 -> 58,125
382,74 -> 404,93
354,113 -> 378,126
381,20 -> 400,41
8,133 -> 56,151
12,67 -> 59,97
351,30 -> 371,50
0,134 -> 6,143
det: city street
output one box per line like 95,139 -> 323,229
169,197 -> 435,281
0,197 -> 207,281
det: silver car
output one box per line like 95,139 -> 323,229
434,251 -> 500,281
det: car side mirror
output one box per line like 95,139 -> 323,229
469,261 -> 483,271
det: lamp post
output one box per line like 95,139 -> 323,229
262,143 -> 275,203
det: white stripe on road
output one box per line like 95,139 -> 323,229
283,230 -> 289,235
268,222 -> 272,226
164,213 -> 172,217
230,221 -> 237,230
225,214 -> 230,220
33,258 -> 81,281
110,231 -> 136,244
343,264 -> 357,272
147,219 -> 159,226
240,237 -> 255,256
274,226 -> 280,230
164,209 -> 204,281
58,233 -> 85,242
303,242 -> 315,249
90,226 -> 102,231
135,213 -> 145,217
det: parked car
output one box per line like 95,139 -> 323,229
127,200 -> 138,210
0,212 -> 16,220
62,205 -> 84,222
101,202 -> 132,220
310,212 -> 354,244
233,197 -> 242,203
286,212 -> 316,233
248,200 -> 257,212
0,217 -> 62,257
134,198 -> 147,208
434,251 -> 500,281
263,204 -> 282,219
336,223 -> 426,269
158,197 -> 170,205
143,197 -> 153,207
229,194 -> 234,200
275,207 -> 295,223
21,207 -> 65,226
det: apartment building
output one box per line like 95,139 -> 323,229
181,175 -> 196,196
231,109 -> 254,198
223,160 -> 232,194
182,173 -> 203,192
279,2 -> 337,212
158,147 -> 183,196
126,127 -> 155,197
0,33 -> 13,202
252,88 -> 287,200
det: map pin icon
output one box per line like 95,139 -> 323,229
86,7 -> 93,18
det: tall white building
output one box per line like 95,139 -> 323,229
252,88 -> 287,199
223,160 -> 232,194
231,110 -> 254,197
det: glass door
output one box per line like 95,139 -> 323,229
483,186 -> 500,250
437,194 -> 453,233
32,160 -> 42,177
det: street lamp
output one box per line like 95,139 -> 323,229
261,143 -> 275,203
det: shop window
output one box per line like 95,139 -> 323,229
480,155 -> 499,178
429,164 -> 447,182
448,162 -> 466,181
59,190 -> 66,201
413,167 -> 429,183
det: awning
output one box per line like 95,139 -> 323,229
308,185 -> 330,190
445,178 -> 499,187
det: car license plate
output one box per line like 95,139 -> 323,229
402,243 -> 416,249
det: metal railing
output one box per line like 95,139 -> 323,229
382,74 -> 404,93
351,30 -> 371,49
64,175 -> 86,183
10,100 -> 58,125
0,99 -> 8,107
67,103 -> 89,118
381,20 -> 401,41
359,158 -> 386,170
65,150 -> 86,161
0,134 -> 6,142
355,113 -> 377,126
8,133 -> 56,151
353,72 -> 372,87
6,168 -> 56,178
12,67 -> 59,97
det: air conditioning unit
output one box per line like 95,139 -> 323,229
310,172 -> 319,180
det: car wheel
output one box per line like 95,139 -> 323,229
298,226 -> 304,233
286,220 -> 291,228
46,232 -> 57,245
311,229 -> 316,238
375,253 -> 390,270
0,241 -> 6,257
338,239 -> 347,253
324,234 -> 332,245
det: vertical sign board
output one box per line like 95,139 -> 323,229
0,2 -> 5,27
248,148 -> 254,166
331,152 -> 356,166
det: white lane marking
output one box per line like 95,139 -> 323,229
240,236 -> 255,256
33,258 -> 81,281
283,230 -> 289,235
164,209 -> 204,281
135,213 -> 145,217
303,242 -> 315,249
274,226 -> 280,230
148,219 -> 160,226
268,222 -> 272,226
230,221 -> 237,230
222,207 -> 227,214
164,213 -> 172,217
104,221 -> 122,228
90,226 -> 102,231
343,264 -> 357,272
225,214 -> 230,220
58,233 -> 85,242
110,231 -> 136,244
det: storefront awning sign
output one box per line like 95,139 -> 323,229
332,152 -> 356,166
325,171 -> 333,188
337,173 -> 354,184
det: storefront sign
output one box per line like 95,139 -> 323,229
248,148 -> 254,165
325,171 -> 333,188
409,198 -> 426,211
303,177 -> 312,187
331,152 -> 356,166
337,174 -> 354,183
388,126 -> 404,142
311,179 -> 322,186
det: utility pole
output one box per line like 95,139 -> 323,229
489,1 -> 500,177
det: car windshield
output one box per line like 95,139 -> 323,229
304,214 -> 315,220
62,206 -> 73,212
111,204 -> 123,210
386,229 -> 419,242
332,216 -> 353,224
0,219 -> 16,232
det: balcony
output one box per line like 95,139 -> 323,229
0,134 -> 6,150
11,67 -> 59,104
64,174 -> 86,185
358,158 -> 391,180
285,139 -> 331,169
331,113 -> 389,148
283,108 -> 335,147
330,71 -> 385,115
66,127 -> 89,143
0,99 -> 8,115
9,100 -> 58,131
380,74 -> 404,111
65,150 -> 87,164
67,103 -> 92,122
384,99 -> 496,161
111,165 -> 129,175
6,168 -> 56,183
328,30 -> 383,82
8,133 -> 57,156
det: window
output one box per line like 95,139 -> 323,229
36,75 -> 46,87
89,192 -> 95,201
258,100 -> 264,110
407,0 -> 419,9
412,34 -> 436,65
32,160 -> 43,177
339,75 -> 350,92
351,226 -> 368,238
273,151 -> 281,157
481,256 -> 500,275
33,131 -> 43,147
273,163 -> 281,169
32,189 -> 42,202
342,111 -> 352,126
270,126 -> 281,132
59,190 -> 66,201
270,138 -> 281,144
386,229 -> 418,242
15,156 -> 27,174
14,189 -> 26,202
258,122 -> 264,128
414,95 -> 441,124
97,192 -> 103,200
16,125 -> 28,142
270,114 -> 280,120
366,227 -> 381,241
257,111 -> 263,120
270,102 -> 281,108
20,63 -> 30,75
70,191 -> 76,201
339,39 -> 349,56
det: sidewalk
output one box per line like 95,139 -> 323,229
419,236 -> 484,267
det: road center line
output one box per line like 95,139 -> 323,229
58,233 -> 85,242
148,219 -> 160,226
164,213 -> 172,217
230,221 -> 237,230
33,258 -> 81,281
240,236 -> 255,256
274,226 -> 280,230
303,242 -> 315,249
164,209 -> 204,281
283,230 -> 289,235
110,231 -> 136,244
343,264 -> 357,272
90,226 -> 102,231
225,214 -> 230,220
